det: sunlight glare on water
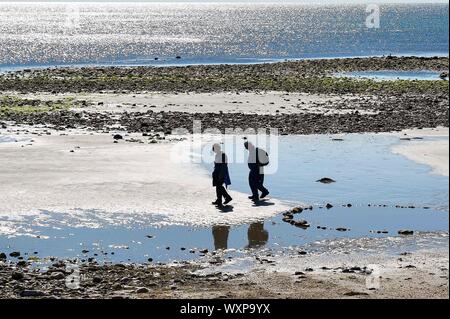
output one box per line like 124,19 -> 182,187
0,2 -> 448,67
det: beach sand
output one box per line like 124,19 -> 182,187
0,130 -> 288,228
393,127 -> 449,177
8,91 -> 377,115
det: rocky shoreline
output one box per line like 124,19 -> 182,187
0,57 -> 448,135
1,56 -> 448,94
1,94 -> 448,135
1,240 -> 448,299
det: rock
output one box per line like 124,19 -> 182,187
326,203 -> 333,209
135,287 -> 150,294
50,272 -> 65,280
12,272 -> 24,280
344,291 -> 369,297
113,134 -> 123,140
17,261 -> 28,267
398,230 -> 414,235
112,283 -> 123,290
291,207 -> 303,214
9,251 -> 20,258
92,277 -> 103,284
294,220 -> 310,228
19,290 -> 47,297
439,71 -> 448,79
0,252 -> 6,260
342,268 -> 354,273
336,227 -> 349,232
316,177 -> 336,184
282,212 -> 294,222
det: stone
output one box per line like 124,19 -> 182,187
398,230 -> 414,235
344,291 -> 369,297
12,272 -> 24,280
19,290 -> 47,297
136,287 -> 150,294
326,203 -> 333,209
113,134 -> 123,140
0,252 -> 6,260
294,220 -> 310,228
50,272 -> 65,280
316,177 -> 336,184
9,251 -> 20,258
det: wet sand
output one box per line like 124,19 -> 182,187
7,91 -> 376,116
1,235 -> 447,299
392,128 -> 449,177
0,130 -> 288,227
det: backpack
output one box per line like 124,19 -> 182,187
257,148 -> 270,167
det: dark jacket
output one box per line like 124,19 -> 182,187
213,152 -> 231,187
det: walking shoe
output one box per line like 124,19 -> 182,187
260,190 -> 270,199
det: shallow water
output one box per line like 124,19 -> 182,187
0,133 -> 448,263
215,134 -> 449,211
335,70 -> 449,81
0,206 -> 448,265
0,3 -> 448,69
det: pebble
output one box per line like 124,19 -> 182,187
19,290 -> 47,297
135,287 -> 150,294
398,230 -> 414,235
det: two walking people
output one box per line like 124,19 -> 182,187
212,141 -> 270,207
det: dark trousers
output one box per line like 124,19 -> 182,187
249,170 -> 268,198
216,185 -> 232,204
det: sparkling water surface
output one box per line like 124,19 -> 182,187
0,3 -> 448,69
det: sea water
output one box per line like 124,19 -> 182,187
0,2 -> 448,70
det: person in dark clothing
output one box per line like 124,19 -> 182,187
244,141 -> 269,202
212,143 -> 232,207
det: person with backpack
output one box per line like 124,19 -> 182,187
244,141 -> 270,202
211,143 -> 233,207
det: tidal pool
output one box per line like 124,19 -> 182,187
0,133 -> 448,264
334,70 -> 448,81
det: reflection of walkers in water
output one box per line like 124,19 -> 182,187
247,222 -> 269,249
212,225 -> 230,250
211,143 -> 233,208
244,141 -> 270,202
